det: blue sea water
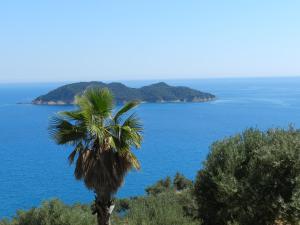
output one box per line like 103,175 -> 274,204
1,77 -> 300,218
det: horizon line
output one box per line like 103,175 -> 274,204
1,74 -> 300,85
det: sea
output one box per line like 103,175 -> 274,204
1,77 -> 300,218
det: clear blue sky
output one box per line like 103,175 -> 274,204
0,0 -> 300,83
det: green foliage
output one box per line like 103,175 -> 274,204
49,88 -> 143,197
1,192 -> 197,225
174,172 -> 193,191
145,174 -> 193,195
146,176 -> 173,195
194,128 -> 300,225
33,81 -> 215,104
1,199 -> 96,225
0,220 -> 10,225
1,174 -> 197,225
117,191 -> 198,225
49,88 -> 144,224
5,127 -> 300,225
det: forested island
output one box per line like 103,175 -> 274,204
32,81 -> 215,105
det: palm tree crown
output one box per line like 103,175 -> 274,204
49,88 -> 143,199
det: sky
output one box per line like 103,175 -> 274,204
0,0 -> 300,83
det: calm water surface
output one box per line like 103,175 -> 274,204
1,77 -> 300,218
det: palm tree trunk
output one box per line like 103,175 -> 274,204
93,195 -> 115,225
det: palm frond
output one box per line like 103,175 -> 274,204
68,143 -> 84,164
49,115 -> 86,145
113,101 -> 140,123
88,124 -> 106,144
123,113 -> 143,133
118,148 -> 140,170
108,113 -> 142,151
78,88 -> 114,118
128,152 -> 140,170
59,110 -> 85,122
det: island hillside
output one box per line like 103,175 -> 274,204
32,81 -> 215,105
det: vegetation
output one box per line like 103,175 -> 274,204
0,175 -> 197,225
49,88 -> 143,225
32,81 -> 215,104
194,128 -> 300,225
0,200 -> 95,225
145,172 -> 193,195
2,128 -> 300,225
115,176 -> 197,225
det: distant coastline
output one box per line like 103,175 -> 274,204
32,81 -> 216,105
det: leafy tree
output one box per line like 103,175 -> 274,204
49,88 -> 143,225
173,172 -> 193,191
145,177 -> 173,195
122,191 -> 198,225
146,174 -> 193,195
0,199 -> 96,225
194,128 -> 300,225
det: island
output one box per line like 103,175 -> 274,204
32,81 -> 215,105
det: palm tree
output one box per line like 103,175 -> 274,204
49,88 -> 143,225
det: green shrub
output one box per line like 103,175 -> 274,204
120,191 -> 197,225
145,176 -> 173,195
146,174 -> 193,195
1,176 -> 197,225
3,199 -> 96,225
194,128 -> 300,225
173,172 -> 193,191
